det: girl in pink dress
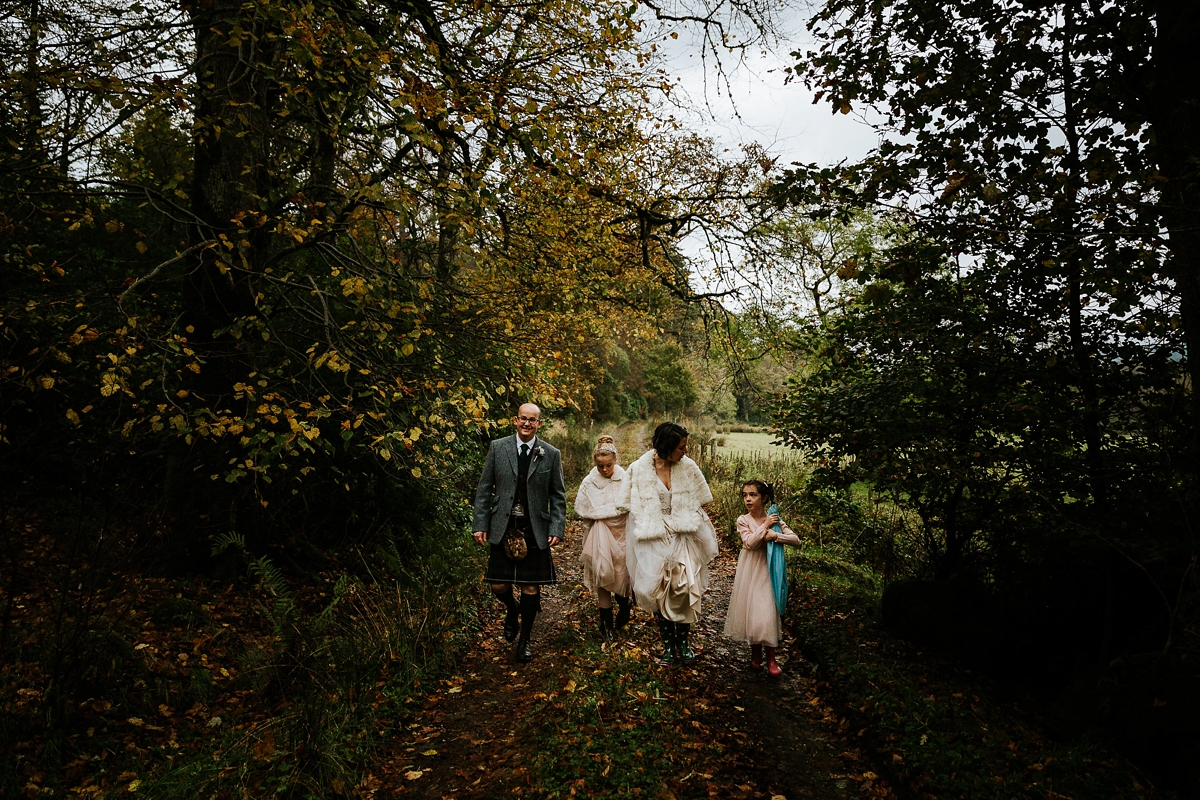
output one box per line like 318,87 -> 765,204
723,480 -> 801,676
576,436 -> 633,640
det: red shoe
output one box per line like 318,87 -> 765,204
750,643 -> 763,671
765,646 -> 782,677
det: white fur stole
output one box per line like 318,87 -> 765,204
617,451 -> 713,542
573,465 -> 627,520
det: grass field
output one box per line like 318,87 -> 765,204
715,431 -> 792,457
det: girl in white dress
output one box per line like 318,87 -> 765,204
723,480 -> 801,676
619,421 -> 719,664
576,435 -> 633,640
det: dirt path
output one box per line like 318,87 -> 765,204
370,518 -> 895,799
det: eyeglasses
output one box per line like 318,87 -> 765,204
516,416 -> 541,424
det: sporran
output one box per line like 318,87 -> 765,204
503,528 -> 528,560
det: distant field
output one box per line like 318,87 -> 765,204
715,431 -> 794,457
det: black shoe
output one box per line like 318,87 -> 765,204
614,596 -> 631,630
598,608 -> 615,641
503,607 -> 520,642
515,638 -> 533,662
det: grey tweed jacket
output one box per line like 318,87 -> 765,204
471,435 -> 566,549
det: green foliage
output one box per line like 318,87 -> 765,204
638,344 -> 700,416
775,263 -> 1079,579
589,344 -> 637,422
775,0 -> 1199,663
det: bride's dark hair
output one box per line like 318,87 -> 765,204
651,421 -> 689,461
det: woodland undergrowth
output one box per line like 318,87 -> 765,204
1,516 -> 485,799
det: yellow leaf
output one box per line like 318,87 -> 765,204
422,749 -> 438,756
401,342 -> 414,356
136,241 -> 148,254
404,770 -> 423,780
564,679 -> 577,693
411,467 -> 422,478
447,686 -> 461,694
65,409 -> 81,426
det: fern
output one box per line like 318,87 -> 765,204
249,555 -> 288,599
210,531 -> 246,557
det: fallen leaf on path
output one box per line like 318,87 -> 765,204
422,749 -> 438,756
405,770 -> 423,780
448,686 -> 462,694
565,679 -> 577,693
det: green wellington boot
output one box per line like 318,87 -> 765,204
674,622 -> 697,663
654,613 -> 676,665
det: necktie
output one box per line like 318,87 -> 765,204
521,443 -> 529,458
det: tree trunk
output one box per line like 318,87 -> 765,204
183,0 -> 273,393
1151,0 -> 1200,467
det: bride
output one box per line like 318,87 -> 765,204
619,421 -> 719,664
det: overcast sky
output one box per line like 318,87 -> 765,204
649,12 -> 881,291
655,14 -> 881,169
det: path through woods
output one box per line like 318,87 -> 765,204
366,510 -> 896,799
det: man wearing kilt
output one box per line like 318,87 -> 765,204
472,403 -> 566,662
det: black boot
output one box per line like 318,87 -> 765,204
654,613 -> 676,665
598,607 -> 615,641
614,595 -> 631,630
492,586 -> 520,642
515,592 -> 540,662
675,622 -> 696,663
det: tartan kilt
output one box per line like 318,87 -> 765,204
484,523 -> 557,585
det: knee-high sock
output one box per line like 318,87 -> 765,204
518,592 -> 540,641
492,585 -> 519,614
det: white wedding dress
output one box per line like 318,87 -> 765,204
626,474 -> 719,623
